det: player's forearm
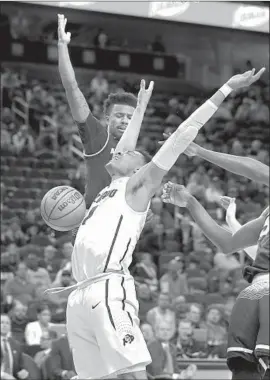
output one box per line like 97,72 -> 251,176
58,42 -> 90,122
179,82 -> 233,131
197,148 -> 269,186
114,105 -> 146,154
186,196 -> 233,253
226,215 -> 258,260
58,42 -> 77,89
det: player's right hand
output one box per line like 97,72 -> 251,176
58,14 -> 71,44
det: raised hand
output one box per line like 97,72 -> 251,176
162,182 -> 191,207
137,79 -> 154,110
219,196 -> 236,223
227,67 -> 265,90
58,14 -> 71,44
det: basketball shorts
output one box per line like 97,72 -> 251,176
227,276 -> 269,375
66,275 -> 152,379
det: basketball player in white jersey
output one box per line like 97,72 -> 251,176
66,69 -> 263,380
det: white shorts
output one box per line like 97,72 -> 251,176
66,276 -> 151,379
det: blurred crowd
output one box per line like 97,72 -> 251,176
1,64 -> 269,379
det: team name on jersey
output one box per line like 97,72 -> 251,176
94,189 -> 118,204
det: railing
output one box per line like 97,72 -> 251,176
11,96 -> 29,126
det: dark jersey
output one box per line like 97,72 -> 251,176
243,212 -> 269,283
76,113 -> 117,208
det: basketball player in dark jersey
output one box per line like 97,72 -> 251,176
58,14 -> 153,208
161,144 -> 269,380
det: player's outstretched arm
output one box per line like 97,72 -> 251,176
220,196 -> 257,260
114,80 -> 154,154
162,183 -> 266,254
185,143 -> 269,186
58,14 -> 89,123
126,68 -> 266,212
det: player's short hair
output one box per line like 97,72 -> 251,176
103,92 -> 137,116
136,148 -> 152,165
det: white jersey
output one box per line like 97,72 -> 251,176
72,177 -> 149,282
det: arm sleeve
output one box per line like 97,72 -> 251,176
76,113 -> 109,156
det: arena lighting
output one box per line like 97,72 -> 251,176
233,5 -> 269,29
149,1 -> 190,17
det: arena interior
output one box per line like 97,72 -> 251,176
1,1 -> 269,379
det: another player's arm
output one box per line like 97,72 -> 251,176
186,196 -> 266,254
126,81 -> 232,210
114,80 -> 154,154
220,196 -> 258,259
58,14 -> 105,154
194,146 -> 269,186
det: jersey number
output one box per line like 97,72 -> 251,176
82,205 -> 98,225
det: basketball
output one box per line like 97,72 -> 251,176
40,186 -> 86,232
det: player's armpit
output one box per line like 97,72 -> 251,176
126,161 -> 166,212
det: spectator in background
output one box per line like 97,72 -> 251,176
25,304 -> 52,346
1,218 -> 27,247
47,270 -> 74,323
141,323 -> 155,345
165,98 -> 184,126
33,330 -> 57,368
39,245 -> 61,277
93,28 -> 109,48
89,71 -> 109,101
26,254 -> 51,288
3,261 -> 36,306
172,296 -> 188,323
205,305 -> 227,358
154,320 -> 177,375
53,243 -> 73,286
175,320 -> 207,360
160,258 -> 189,299
9,10 -> 29,40
12,125 -> 35,155
235,97 -> 252,122
27,285 -> 59,322
9,300 -> 29,344
151,196 -> 174,231
147,293 -> 176,331
137,284 -> 156,323
0,314 -> 29,380
133,252 -> 158,292
150,34 -> 166,53
49,333 -> 76,380
186,303 -> 205,329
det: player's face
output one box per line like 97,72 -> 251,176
106,150 -> 145,177
107,104 -> 135,140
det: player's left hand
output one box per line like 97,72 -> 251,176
137,79 -> 154,111
227,67 -> 265,90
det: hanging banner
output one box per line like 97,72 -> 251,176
19,1 -> 269,34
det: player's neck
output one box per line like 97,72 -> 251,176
110,174 -> 123,182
